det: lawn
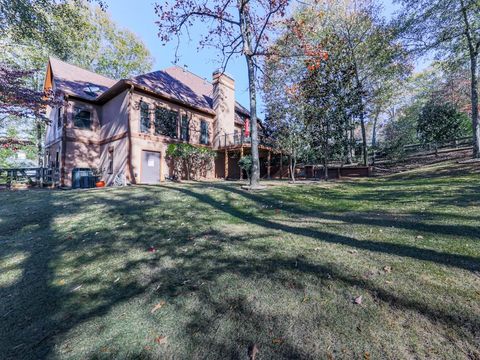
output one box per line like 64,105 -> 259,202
1,161 -> 479,359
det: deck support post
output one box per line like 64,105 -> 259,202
240,146 -> 244,180
224,149 -> 228,180
267,150 -> 271,179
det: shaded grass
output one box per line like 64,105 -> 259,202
0,161 -> 479,359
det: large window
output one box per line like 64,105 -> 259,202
73,107 -> 92,129
200,120 -> 208,145
155,107 -> 178,138
180,114 -> 189,141
140,102 -> 150,133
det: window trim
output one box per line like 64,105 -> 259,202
180,114 -> 190,141
73,107 -> 92,129
140,101 -> 151,134
200,120 -> 208,145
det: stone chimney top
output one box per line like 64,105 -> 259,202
212,70 -> 235,148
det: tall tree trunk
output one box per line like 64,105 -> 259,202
460,0 -> 480,158
324,120 -> 329,181
371,111 -> 379,165
289,151 -> 296,182
359,112 -> 368,166
245,54 -> 260,186
469,53 -> 479,158
371,112 -> 379,148
239,2 -> 260,187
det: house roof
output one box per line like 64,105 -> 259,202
47,58 -> 250,123
48,57 -> 117,100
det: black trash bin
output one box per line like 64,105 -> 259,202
72,168 -> 97,189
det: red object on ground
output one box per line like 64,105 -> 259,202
96,181 -> 106,187
148,246 -> 156,253
244,118 -> 250,137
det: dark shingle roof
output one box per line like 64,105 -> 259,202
49,57 -> 116,100
48,58 -> 249,122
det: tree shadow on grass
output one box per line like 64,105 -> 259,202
1,184 -> 479,359
187,183 -> 480,271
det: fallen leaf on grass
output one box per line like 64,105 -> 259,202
364,351 -> 371,360
154,335 -> 167,344
348,249 -> 358,254
354,295 -> 363,305
151,301 -> 166,314
416,235 -> 424,239
272,338 -> 284,345
383,266 -> 392,273
247,343 -> 259,360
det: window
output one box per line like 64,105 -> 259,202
200,120 -> 208,144
140,102 -> 150,133
108,148 -> 114,174
154,107 -> 178,138
180,114 -> 189,141
234,129 -> 239,144
57,107 -> 62,129
73,108 -> 92,129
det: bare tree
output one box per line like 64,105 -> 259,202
155,0 -> 290,188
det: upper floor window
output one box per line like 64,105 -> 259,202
57,107 -> 62,129
73,107 -> 92,129
155,107 -> 178,138
140,102 -> 150,133
200,120 -> 208,145
180,114 -> 189,141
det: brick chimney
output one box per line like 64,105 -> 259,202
212,70 -> 235,148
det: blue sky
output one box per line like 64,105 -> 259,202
103,0 -> 400,114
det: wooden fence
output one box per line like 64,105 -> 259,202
0,167 -> 60,188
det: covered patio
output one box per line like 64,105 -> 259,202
215,143 -> 288,180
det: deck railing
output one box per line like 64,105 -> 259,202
0,167 -> 60,188
215,132 -> 271,149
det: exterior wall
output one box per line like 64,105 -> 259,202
99,137 -> 128,186
98,90 -> 130,185
44,106 -> 60,146
62,98 -> 102,186
44,85 -> 235,186
129,91 -> 216,183
101,90 -> 129,139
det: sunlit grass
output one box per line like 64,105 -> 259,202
0,161 -> 479,359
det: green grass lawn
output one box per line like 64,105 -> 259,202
1,161 -> 479,359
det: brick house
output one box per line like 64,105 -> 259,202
43,58 -> 284,186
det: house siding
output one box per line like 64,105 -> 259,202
128,91 -> 216,183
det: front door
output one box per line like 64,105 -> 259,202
141,151 -> 161,184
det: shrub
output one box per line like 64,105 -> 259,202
166,143 -> 216,180
238,155 -> 253,180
